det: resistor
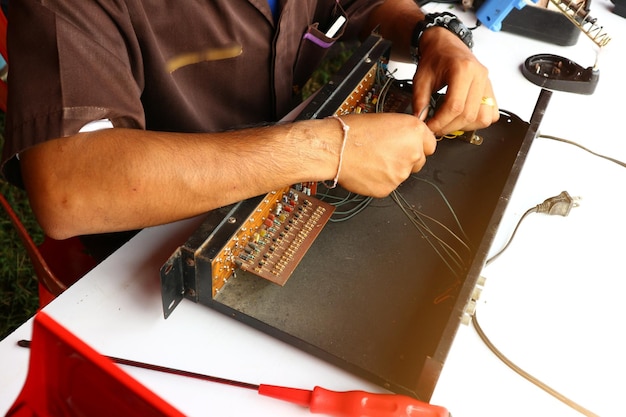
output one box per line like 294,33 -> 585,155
239,253 -> 254,261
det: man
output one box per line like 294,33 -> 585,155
1,0 -> 498,259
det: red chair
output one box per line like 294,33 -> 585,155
0,7 -> 97,307
0,194 -> 97,306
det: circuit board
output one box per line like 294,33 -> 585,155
212,187 -> 334,293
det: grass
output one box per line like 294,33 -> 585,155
0,114 -> 43,340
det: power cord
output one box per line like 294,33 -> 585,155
487,131 -> 626,268
485,191 -> 580,266
473,133 -> 624,417
474,191 -> 602,417
472,312 -> 600,417
538,134 -> 626,169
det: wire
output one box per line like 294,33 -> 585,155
538,133 -> 626,169
475,191 -> 607,416
390,176 -> 472,277
375,70 -> 396,113
413,176 -> 470,243
484,206 -> 535,266
471,313 -> 601,417
392,190 -> 466,274
316,186 -> 374,222
475,132 -> 626,415
487,191 -> 580,265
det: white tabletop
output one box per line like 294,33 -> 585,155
2,2 -> 626,416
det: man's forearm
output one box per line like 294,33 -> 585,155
20,121 -> 341,239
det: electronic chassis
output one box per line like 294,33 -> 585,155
160,34 -> 550,401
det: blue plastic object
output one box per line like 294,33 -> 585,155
476,0 -> 539,31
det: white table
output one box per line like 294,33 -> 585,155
2,2 -> 625,416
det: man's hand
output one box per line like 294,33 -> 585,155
412,27 -> 500,136
334,113 -> 436,198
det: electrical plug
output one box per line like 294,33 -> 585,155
535,191 -> 581,216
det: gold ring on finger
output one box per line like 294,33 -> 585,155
480,97 -> 496,107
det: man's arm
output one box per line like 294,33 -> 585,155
20,121 -> 336,239
21,113 -> 435,240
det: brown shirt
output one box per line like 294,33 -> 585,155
2,0 -> 384,184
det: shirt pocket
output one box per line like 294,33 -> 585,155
292,13 -> 347,95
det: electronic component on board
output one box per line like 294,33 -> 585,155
212,187 -> 334,292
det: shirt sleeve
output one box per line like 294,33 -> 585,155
2,0 -> 146,184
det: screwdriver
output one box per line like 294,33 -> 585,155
258,384 -> 450,417
17,339 -> 450,417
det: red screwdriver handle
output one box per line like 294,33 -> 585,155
258,384 -> 449,417
310,386 -> 449,417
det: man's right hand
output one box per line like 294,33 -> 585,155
331,113 -> 437,198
